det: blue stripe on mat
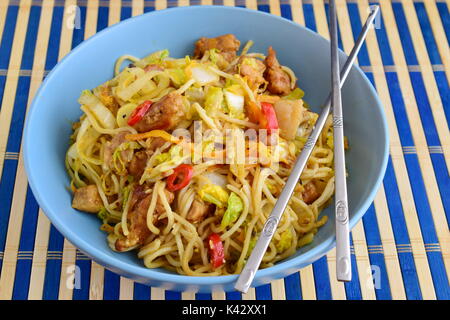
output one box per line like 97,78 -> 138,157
103,269 -> 120,300
42,226 -> 64,300
72,255 -> 91,300
434,71 -> 450,127
392,3 -> 418,65
0,5 -> 18,70
303,3 -> 317,33
45,6 -> 63,71
12,186 -> 40,300
362,204 -> 393,300
437,2 -> 450,46
280,4 -> 292,20
71,1 -> 86,49
313,256 -> 332,300
134,283 -> 150,300
196,292 -> 212,300
284,272 -> 302,300
166,290 -> 181,300
255,283 -> 272,300
226,290 -> 242,300
414,2 -> 442,65
347,3 -> 370,66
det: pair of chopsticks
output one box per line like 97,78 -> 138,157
235,5 -> 380,293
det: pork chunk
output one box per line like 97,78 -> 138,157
132,92 -> 185,133
187,198 -> 211,222
128,151 -> 148,178
194,34 -> 241,62
302,182 -> 320,204
239,57 -> 266,90
264,47 -> 292,96
115,186 -> 174,251
72,185 -> 103,213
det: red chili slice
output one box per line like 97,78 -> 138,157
260,102 -> 279,134
166,164 -> 193,192
127,100 -> 153,126
208,233 -> 225,269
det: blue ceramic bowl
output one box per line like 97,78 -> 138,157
24,6 -> 388,292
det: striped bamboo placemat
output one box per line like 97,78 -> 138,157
0,0 -> 448,300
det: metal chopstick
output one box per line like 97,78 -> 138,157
234,5 -> 379,293
330,0 -> 350,282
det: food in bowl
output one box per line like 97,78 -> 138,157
66,34 -> 340,276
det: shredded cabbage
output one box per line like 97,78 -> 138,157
224,90 -> 244,118
116,70 -> 162,101
187,63 -> 220,86
78,90 -> 116,129
284,87 -> 304,100
221,192 -> 244,228
204,86 -> 224,116
198,184 -> 229,208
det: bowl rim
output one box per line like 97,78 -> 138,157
23,5 -> 389,288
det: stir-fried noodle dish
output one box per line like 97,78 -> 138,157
67,34 -> 342,276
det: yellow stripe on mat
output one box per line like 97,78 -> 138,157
326,249 -> 347,299
212,291 -> 226,300
356,0 -> 436,300
155,0 -> 167,11
85,0 -> 99,40
380,0 -> 450,279
89,262 -> 105,300
132,0 -> 144,17
246,0 -> 257,10
28,211 -> 51,299
0,0 -> 33,300
299,264 -> 316,300
223,0 -> 235,6
119,277 -> 134,300
290,0 -> 305,26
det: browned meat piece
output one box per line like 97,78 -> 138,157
238,57 -> 266,90
148,137 -> 167,153
302,182 -> 320,204
144,64 -> 164,72
194,34 -> 241,62
128,151 -> 148,178
273,99 -> 304,140
72,185 -> 103,213
186,198 -> 211,222
103,131 -> 134,172
132,92 -> 185,133
96,85 -> 119,115
264,47 -> 292,96
115,186 -> 174,251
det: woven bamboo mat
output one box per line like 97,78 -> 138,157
0,0 -> 448,300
